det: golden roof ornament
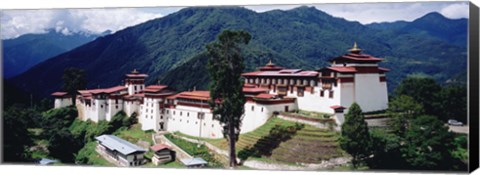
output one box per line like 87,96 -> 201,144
348,41 -> 362,53
132,69 -> 139,74
266,59 -> 274,66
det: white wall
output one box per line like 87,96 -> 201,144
165,106 -> 224,139
124,101 -> 140,117
54,98 -> 72,109
274,85 -> 340,114
354,74 -> 389,112
105,99 -> 124,121
127,84 -> 145,96
242,101 -> 297,133
140,98 -> 162,131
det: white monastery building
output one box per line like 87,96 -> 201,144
52,43 -> 389,139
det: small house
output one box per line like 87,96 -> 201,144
180,157 -> 208,168
95,135 -> 147,166
150,144 -> 175,165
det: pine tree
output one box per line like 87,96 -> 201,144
206,30 -> 251,168
340,103 -> 371,168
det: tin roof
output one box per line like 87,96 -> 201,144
180,158 -> 208,166
95,135 -> 146,155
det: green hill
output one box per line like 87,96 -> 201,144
8,6 -> 467,98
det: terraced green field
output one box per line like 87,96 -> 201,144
176,117 -> 345,164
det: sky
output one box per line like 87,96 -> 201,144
0,1 -> 469,39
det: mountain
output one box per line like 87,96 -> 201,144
367,12 -> 468,47
2,29 -> 108,78
9,6 -> 467,98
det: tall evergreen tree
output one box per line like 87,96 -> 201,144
206,30 -> 251,167
62,67 -> 87,106
340,103 -> 371,168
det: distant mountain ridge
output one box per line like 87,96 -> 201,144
2,29 -> 110,78
367,12 -> 468,46
8,7 -> 467,98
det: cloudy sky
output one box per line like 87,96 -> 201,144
0,1 -> 469,39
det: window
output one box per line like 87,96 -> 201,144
251,106 -> 254,111
297,87 -> 305,97
115,99 -> 118,104
204,123 -> 206,126
320,90 -> 324,97
151,116 -> 153,119
134,86 -> 137,91
212,124 -> 214,128
116,105 -> 118,109
173,111 -> 175,115
160,116 -> 163,119
166,110 -> 169,114
329,91 -> 334,98
187,120 -> 189,123
180,112 -> 182,116
187,112 -> 189,117
101,105 -> 103,108
261,107 -> 264,112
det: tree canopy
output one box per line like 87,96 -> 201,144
206,30 -> 251,167
62,67 -> 87,105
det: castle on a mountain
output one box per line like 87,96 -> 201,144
52,43 -> 389,138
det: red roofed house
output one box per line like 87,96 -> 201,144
150,144 -> 175,165
51,92 -> 71,109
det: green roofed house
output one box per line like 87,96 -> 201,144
95,135 -> 147,166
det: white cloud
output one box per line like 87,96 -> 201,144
243,5 -> 300,13
1,8 -> 165,39
440,3 -> 469,19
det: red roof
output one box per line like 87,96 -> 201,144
78,86 -> 127,95
324,67 -> 357,73
125,73 -> 148,78
150,144 -> 171,152
331,53 -> 383,63
51,92 -> 69,97
242,70 -> 318,77
175,91 -> 210,101
102,86 -> 128,94
379,67 -> 390,72
254,93 -> 277,99
258,65 -> 284,71
330,105 -> 346,109
143,85 -> 168,93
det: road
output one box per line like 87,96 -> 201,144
448,125 -> 469,134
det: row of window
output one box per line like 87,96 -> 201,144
320,90 -> 334,98
246,78 -> 317,87
170,118 -> 215,128
250,106 -> 264,112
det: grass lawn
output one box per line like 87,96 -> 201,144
158,161 -> 185,168
164,133 -> 223,168
78,142 -> 114,166
115,124 -> 154,145
173,117 -> 344,165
